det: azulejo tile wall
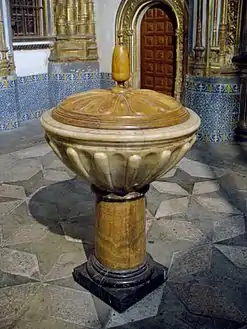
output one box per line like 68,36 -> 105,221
17,74 -> 49,123
0,61 -> 115,131
0,77 -> 19,130
100,73 -> 115,89
183,75 -> 241,142
48,61 -> 100,107
1,70 -> 240,142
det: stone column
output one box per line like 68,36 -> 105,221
193,0 -> 205,75
218,0 -> 228,67
233,0 -> 247,140
0,1 -> 19,130
210,0 -> 220,71
0,2 -> 15,77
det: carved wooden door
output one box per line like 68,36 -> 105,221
141,5 -> 176,95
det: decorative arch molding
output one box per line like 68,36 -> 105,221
115,0 -> 188,100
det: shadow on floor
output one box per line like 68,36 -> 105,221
28,176 -> 95,257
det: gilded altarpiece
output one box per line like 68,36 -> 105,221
191,0 -> 242,76
183,0 -> 243,142
50,0 -> 98,62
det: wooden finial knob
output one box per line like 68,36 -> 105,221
112,35 -> 130,86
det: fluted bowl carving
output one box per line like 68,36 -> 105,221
41,108 -> 200,194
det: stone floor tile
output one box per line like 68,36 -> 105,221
168,242 -> 212,280
179,157 -> 225,178
105,285 -> 164,328
169,281 -> 246,323
213,215 -> 245,243
44,251 -> 87,281
187,204 -> 246,244
209,247 -> 245,283
60,215 -> 95,245
216,233 -> 247,247
192,181 -> 220,194
163,168 -> 201,195
157,285 -> 244,328
90,296 -> 112,328
147,238 -> 196,268
157,285 -> 191,320
215,245 -> 247,269
220,171 -> 247,192
148,217 -> 205,242
0,283 -> 40,328
0,157 -> 41,183
146,185 -> 170,216
43,169 -> 74,182
171,313 -> 244,329
43,157 -> 70,172
47,276 -> 87,292
0,247 -> 40,279
108,316 -> 194,329
195,195 -> 241,214
0,224 -> 2,246
13,318 -> 87,329
155,197 -> 189,218
0,200 -> 23,218
0,184 -> 26,199
6,283 -> 90,328
151,181 -> 188,195
46,285 -> 100,328
12,170 -> 50,197
7,201 -> 33,220
0,202 -> 42,242
29,178 -> 95,221
0,269 -> 37,288
12,144 -> 51,159
3,223 -> 48,246
12,231 -> 86,279
156,167 -> 177,180
145,208 -> 154,233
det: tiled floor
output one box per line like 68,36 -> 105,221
1,120 -> 247,328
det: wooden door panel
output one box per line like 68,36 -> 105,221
145,63 -> 154,74
141,4 -> 176,95
145,36 -> 154,46
143,76 -> 154,89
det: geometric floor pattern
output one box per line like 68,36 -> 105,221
1,120 -> 247,328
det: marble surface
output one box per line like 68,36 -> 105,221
41,108 -> 199,194
1,119 -> 247,328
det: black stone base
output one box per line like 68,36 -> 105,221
235,127 -> 247,142
73,254 -> 167,313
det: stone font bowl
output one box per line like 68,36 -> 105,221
41,107 -> 199,194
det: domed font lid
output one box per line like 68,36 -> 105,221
52,37 -> 189,130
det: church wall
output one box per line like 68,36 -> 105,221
14,48 -> 50,76
13,47 -> 51,123
94,0 -> 120,89
94,0 -> 121,73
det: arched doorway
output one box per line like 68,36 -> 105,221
140,4 -> 177,95
115,0 -> 188,101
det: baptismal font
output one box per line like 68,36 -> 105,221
41,38 -> 200,312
